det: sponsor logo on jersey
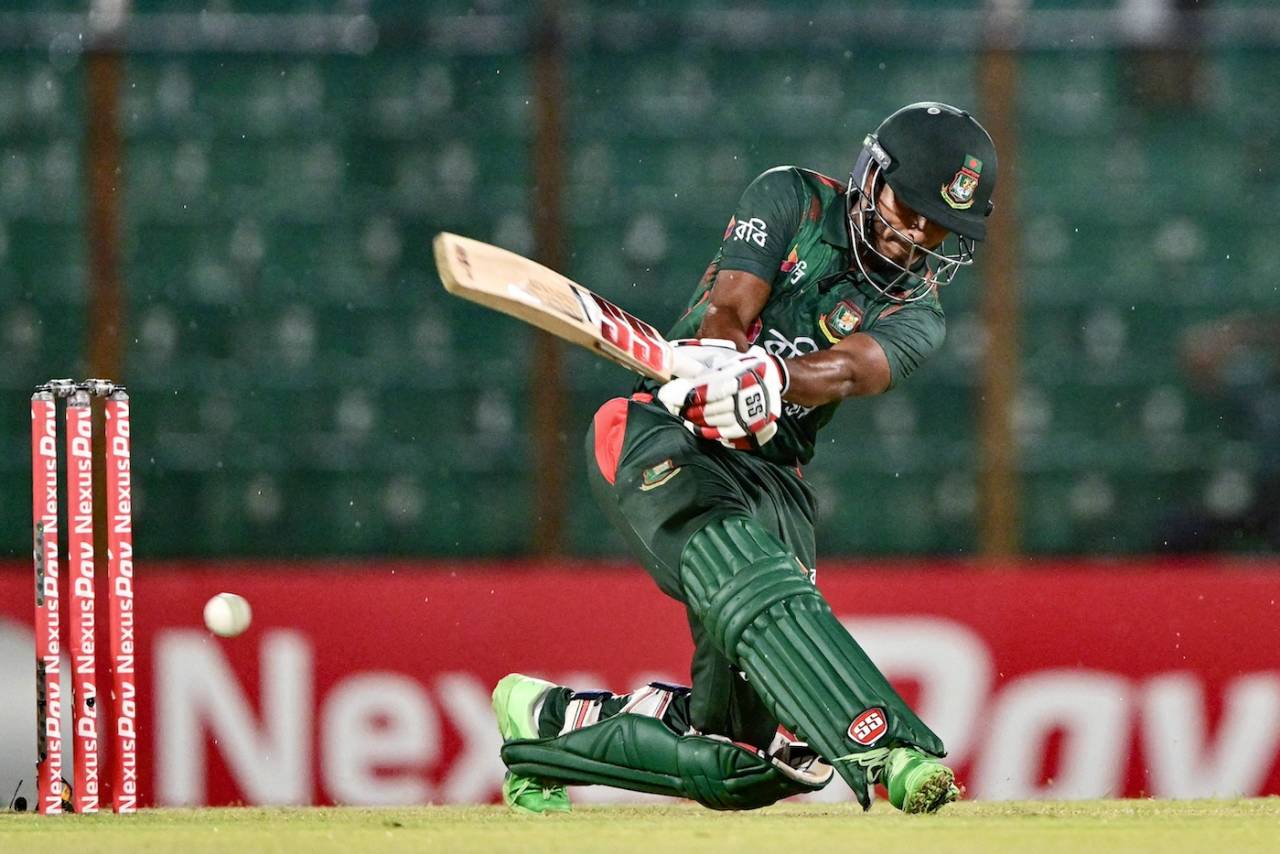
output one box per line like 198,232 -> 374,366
819,300 -> 862,343
640,459 -> 681,491
780,248 -> 808,285
782,400 -> 814,419
761,329 -> 819,419
724,216 -> 737,240
761,328 -> 819,359
731,217 -> 769,247
941,154 -> 983,210
848,707 -> 888,746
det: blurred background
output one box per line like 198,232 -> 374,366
2,0 -> 1279,810
2,0 -> 1278,560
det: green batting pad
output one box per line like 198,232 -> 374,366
501,713 -> 829,810
680,516 -> 945,809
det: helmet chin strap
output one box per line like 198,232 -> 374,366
845,144 -> 974,304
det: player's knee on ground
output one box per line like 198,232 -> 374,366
501,711 -> 831,810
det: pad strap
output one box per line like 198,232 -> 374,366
555,683 -> 689,736
618,683 -> 686,721
559,691 -> 610,735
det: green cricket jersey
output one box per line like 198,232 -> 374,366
652,166 -> 947,467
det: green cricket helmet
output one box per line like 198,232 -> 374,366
847,101 -> 998,303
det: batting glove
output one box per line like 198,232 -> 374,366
658,345 -> 789,449
668,338 -> 743,378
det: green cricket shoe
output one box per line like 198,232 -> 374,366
492,673 -> 571,814
884,746 -> 959,814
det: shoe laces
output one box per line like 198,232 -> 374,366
509,776 -> 563,801
832,746 -> 891,783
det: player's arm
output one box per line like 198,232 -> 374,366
696,270 -> 770,349
782,335 -> 894,406
790,305 -> 946,406
694,273 -> 907,406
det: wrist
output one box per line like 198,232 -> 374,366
771,353 -> 790,396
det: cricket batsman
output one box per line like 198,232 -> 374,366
492,102 -> 998,814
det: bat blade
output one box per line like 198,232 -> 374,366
432,232 -> 676,382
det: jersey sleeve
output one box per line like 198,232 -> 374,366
863,305 -> 947,388
716,167 -> 806,285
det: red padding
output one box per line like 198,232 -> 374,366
592,397 -> 630,485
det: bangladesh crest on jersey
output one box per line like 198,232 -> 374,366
941,154 -> 983,210
640,458 -> 681,491
819,300 -> 862,343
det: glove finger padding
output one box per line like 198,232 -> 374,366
678,381 -> 774,442
717,421 -> 777,450
684,394 -> 748,424
657,376 -> 697,418
669,338 -> 743,379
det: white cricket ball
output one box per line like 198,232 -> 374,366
203,592 -> 253,638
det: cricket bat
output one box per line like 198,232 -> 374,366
432,232 -> 677,382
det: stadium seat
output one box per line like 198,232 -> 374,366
2,20 -> 1274,559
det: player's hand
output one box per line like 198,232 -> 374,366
668,338 -> 742,378
658,345 -> 789,448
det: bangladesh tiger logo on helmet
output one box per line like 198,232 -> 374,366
941,154 -> 983,210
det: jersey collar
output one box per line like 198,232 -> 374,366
821,194 -> 850,249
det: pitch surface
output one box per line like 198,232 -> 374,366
2,800 -> 1277,852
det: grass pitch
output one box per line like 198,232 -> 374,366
2,799 -> 1277,853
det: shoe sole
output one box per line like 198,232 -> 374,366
903,765 -> 958,814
